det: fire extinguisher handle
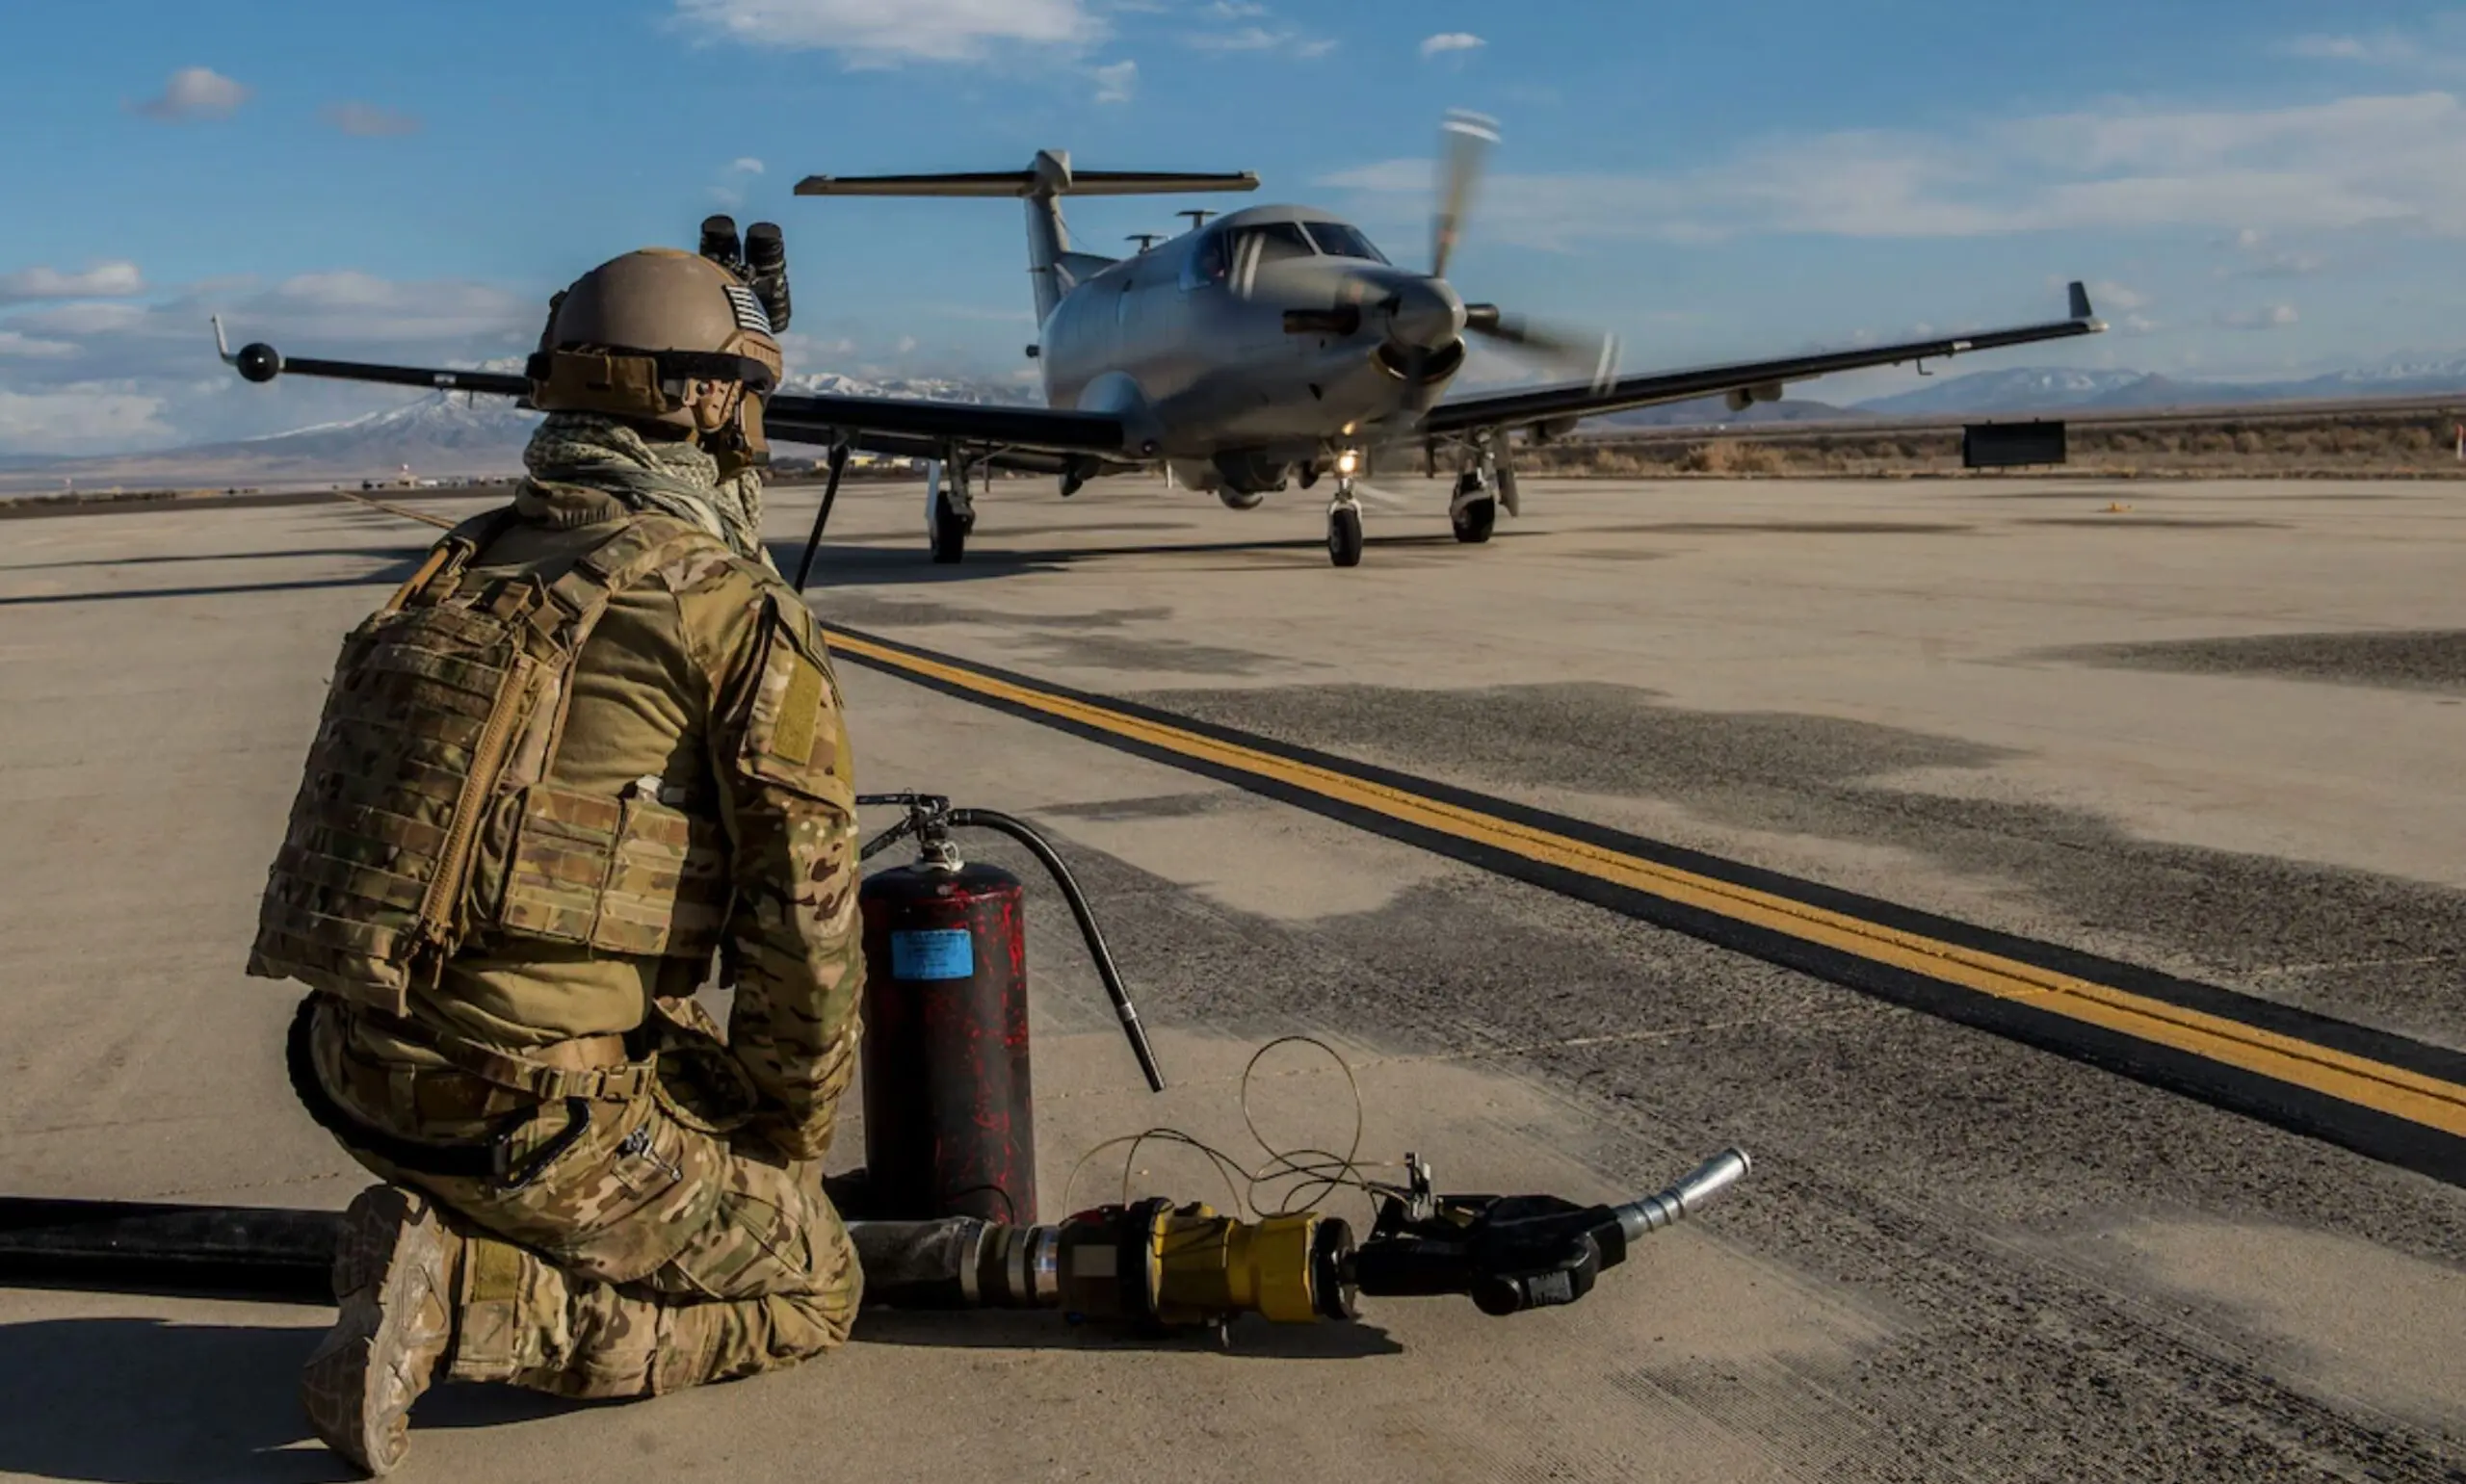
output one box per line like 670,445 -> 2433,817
946,808 -> 1168,1093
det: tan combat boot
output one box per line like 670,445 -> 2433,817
301,1184 -> 462,1476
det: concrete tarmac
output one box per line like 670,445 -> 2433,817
0,473 -> 2459,1481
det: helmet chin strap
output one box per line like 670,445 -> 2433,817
699,383 -> 768,477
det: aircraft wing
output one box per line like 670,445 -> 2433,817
1420,283 -> 2106,438
212,325 -> 1136,458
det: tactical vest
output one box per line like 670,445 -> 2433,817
249,508 -> 736,1017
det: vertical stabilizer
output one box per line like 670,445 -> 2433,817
797,160 -> 1258,325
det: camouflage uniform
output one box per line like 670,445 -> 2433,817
280,412 -> 865,1399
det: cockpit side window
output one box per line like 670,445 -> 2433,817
1183,225 -> 1232,289
1301,221 -> 1388,263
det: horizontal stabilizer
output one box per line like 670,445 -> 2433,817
797,164 -> 1257,200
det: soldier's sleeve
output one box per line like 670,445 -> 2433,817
703,579 -> 863,1160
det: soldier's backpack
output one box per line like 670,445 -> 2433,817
249,508 -> 732,1017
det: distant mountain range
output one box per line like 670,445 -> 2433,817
0,373 -> 1016,493
1848,357 -> 2466,417
8,354 -> 2465,494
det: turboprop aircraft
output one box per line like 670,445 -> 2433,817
213,114 -> 2105,570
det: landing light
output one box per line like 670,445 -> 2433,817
1336,450 -> 1358,475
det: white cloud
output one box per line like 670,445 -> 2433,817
2088,279 -> 2148,310
1420,33 -> 1484,59
674,0 -> 1102,64
1319,91 -> 2466,246
321,101 -> 421,137
0,330 -> 79,358
132,66 -> 249,121
9,301 -> 151,336
0,385 -> 174,453
1091,60 -> 1137,103
2121,313 -> 2161,336
0,261 -> 146,303
896,334 -> 919,353
2222,227 -> 2328,277
1187,25 -> 1283,50
1184,22 -> 1331,57
1207,1 -> 1267,13
2282,35 -> 2390,64
2218,303 -> 2300,330
711,156 -> 769,207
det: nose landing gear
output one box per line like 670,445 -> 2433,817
1326,450 -> 1365,567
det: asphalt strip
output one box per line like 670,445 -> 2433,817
819,621 -> 2466,1192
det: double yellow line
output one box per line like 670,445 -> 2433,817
823,626 -> 2466,1167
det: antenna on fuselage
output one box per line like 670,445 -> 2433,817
1177,209 -> 1218,232
1127,233 -> 1163,252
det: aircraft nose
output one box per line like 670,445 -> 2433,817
1383,276 -> 1466,351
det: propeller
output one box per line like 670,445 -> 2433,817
1408,111 -> 1618,410
1430,109 -> 1496,282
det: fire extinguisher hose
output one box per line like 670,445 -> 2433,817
945,808 -> 1167,1094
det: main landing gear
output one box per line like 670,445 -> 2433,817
1449,469 -> 1496,544
928,457 -> 976,564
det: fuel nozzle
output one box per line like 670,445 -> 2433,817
1348,1147 -> 1752,1317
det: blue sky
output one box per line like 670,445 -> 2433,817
2,0 -> 2462,454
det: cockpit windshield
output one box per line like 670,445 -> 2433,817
1301,221 -> 1388,263
1185,221 -> 1320,288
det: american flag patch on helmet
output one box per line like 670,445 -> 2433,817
723,284 -> 774,335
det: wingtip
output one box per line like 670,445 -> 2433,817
2067,279 -> 2095,321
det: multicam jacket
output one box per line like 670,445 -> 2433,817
252,476 -> 862,1159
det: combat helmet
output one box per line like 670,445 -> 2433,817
527,239 -> 786,474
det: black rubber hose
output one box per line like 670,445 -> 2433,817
0,1198 -> 1004,1312
948,808 -> 1167,1092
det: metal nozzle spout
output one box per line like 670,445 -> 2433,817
1613,1148 -> 1750,1244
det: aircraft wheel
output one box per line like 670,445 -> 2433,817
1326,505 -> 1364,567
929,487 -> 969,564
1451,495 -> 1497,544
1219,488 -> 1266,510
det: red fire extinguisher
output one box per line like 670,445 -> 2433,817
854,794 -> 1165,1226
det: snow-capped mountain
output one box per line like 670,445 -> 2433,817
1853,357 -> 2466,417
1853,368 -> 2158,416
783,371 -> 1023,404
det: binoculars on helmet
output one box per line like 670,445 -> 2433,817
700,216 -> 792,333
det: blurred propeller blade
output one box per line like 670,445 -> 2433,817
1430,110 -> 1498,281
1464,306 -> 1620,389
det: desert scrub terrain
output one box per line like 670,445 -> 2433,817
1518,405 -> 2466,478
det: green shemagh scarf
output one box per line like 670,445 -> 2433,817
522,412 -> 771,566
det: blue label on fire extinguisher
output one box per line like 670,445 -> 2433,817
890,928 -> 975,981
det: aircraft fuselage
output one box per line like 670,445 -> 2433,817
1036,205 -> 1466,490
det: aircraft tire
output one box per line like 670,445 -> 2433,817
1326,506 -> 1364,567
1451,496 -> 1497,544
1219,488 -> 1267,510
930,490 -> 968,564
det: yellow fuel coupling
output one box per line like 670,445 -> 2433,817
1052,1199 -> 1358,1327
